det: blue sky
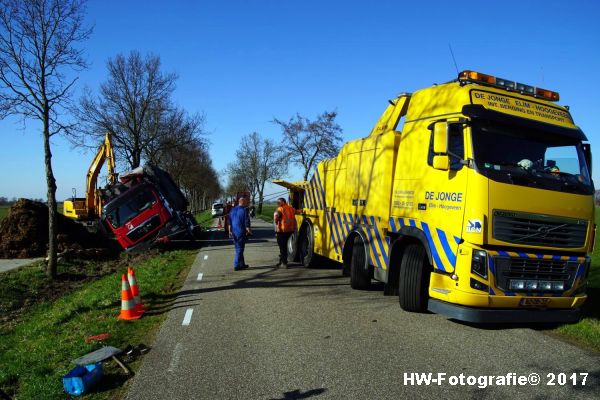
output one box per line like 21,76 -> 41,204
0,0 -> 599,200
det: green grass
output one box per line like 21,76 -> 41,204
256,204 -> 276,223
0,250 -> 195,400
553,210 -> 600,351
194,209 -> 214,228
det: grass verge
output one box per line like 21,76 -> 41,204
194,209 -> 214,229
0,250 -> 196,399
256,204 -> 276,224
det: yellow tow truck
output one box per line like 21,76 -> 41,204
276,70 -> 595,323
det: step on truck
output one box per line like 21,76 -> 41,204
276,70 -> 595,323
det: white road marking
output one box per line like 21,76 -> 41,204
197,272 -> 203,281
182,308 -> 194,326
203,255 -> 208,260
167,342 -> 183,372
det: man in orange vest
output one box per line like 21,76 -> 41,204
274,197 -> 297,268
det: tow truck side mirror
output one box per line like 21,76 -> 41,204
431,123 -> 450,170
433,123 -> 449,154
433,155 -> 450,170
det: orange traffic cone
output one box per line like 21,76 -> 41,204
127,267 -> 144,313
118,274 -> 143,320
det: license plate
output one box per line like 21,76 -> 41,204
520,298 -> 551,306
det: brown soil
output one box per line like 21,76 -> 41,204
0,199 -> 113,259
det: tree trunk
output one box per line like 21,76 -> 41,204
257,183 -> 265,214
43,115 -> 58,279
133,150 -> 141,169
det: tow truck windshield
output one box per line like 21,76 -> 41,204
105,189 -> 158,228
471,122 -> 593,195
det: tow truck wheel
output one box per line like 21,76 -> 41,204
287,231 -> 299,262
299,223 -> 317,268
398,244 -> 430,312
350,236 -> 371,290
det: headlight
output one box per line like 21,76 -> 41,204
509,280 -> 525,290
525,280 -> 538,290
471,250 -> 488,279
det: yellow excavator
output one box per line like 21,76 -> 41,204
63,133 -> 118,222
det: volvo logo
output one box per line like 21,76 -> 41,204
536,226 -> 552,238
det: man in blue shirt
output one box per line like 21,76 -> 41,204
227,196 -> 252,271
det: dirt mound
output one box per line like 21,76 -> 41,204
0,199 -> 111,259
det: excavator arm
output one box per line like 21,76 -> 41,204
87,133 -> 118,216
64,133 -> 118,220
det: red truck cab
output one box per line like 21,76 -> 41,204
103,184 -> 172,250
101,164 -> 199,251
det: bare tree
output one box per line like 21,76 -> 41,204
145,108 -> 205,166
156,131 -> 221,212
226,163 -> 256,204
227,132 -> 286,214
273,111 -> 343,181
0,0 -> 91,278
78,50 -> 178,169
226,171 -> 250,199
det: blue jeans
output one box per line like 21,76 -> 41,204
232,233 -> 246,268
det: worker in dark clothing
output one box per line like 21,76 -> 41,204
274,197 -> 297,268
228,196 -> 252,271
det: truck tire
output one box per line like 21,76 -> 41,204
350,236 -> 371,290
287,231 -> 299,262
299,223 -> 317,268
398,244 -> 431,312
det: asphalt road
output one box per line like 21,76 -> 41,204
126,219 -> 599,400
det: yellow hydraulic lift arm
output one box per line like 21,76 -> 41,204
368,93 -> 411,136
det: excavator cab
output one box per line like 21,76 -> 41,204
63,188 -> 89,219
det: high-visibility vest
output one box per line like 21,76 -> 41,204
276,204 -> 297,233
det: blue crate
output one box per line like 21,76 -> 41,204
62,363 -> 103,396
